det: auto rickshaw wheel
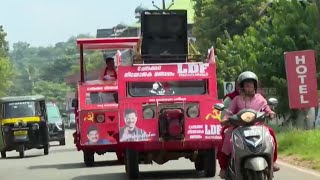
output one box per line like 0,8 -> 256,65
125,149 -> 139,179
19,145 -> 25,158
1,151 -> 6,158
203,149 -> 216,177
44,144 -> 49,155
59,139 -> 66,146
83,151 -> 95,167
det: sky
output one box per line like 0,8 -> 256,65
0,0 -> 155,48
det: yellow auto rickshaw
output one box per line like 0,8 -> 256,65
0,95 -> 50,158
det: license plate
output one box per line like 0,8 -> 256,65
244,130 -> 261,137
14,131 -> 28,136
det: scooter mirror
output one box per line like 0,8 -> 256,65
214,103 -> 225,111
268,97 -> 278,106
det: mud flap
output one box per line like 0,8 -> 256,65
244,157 -> 268,171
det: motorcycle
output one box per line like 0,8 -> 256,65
214,97 -> 278,180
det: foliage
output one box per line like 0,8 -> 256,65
277,129 -> 320,170
192,0 -> 266,53
193,0 -> 320,115
8,33 -> 100,106
0,26 -> 14,97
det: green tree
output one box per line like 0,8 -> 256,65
0,26 -> 14,96
192,0 -> 266,52
215,0 -> 320,116
32,80 -> 72,102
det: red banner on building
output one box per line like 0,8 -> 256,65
284,50 -> 318,109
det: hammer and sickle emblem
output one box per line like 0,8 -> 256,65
84,112 -> 94,122
205,108 -> 222,121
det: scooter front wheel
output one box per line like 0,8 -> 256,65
247,170 -> 268,180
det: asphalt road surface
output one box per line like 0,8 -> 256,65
0,130 -> 319,180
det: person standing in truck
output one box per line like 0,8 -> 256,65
100,57 -> 117,80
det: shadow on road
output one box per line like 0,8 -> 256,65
28,160 -> 123,170
48,147 -> 77,154
1,154 -> 43,159
71,170 -> 204,180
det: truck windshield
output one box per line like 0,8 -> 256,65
128,80 -> 206,97
3,101 -> 36,119
86,91 -> 117,104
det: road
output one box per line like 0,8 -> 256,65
0,130 -> 319,180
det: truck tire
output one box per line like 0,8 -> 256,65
125,149 -> 139,179
83,151 -> 95,167
204,149 -> 216,177
194,153 -> 204,171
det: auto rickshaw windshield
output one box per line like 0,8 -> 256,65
3,101 -> 36,119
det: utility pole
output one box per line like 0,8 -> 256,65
152,0 -> 174,10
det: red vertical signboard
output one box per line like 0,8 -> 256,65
284,50 -> 318,109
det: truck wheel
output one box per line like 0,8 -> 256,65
44,144 -> 49,155
59,139 -> 66,146
194,153 -> 204,171
1,151 -> 6,158
83,151 -> 95,167
203,149 -> 216,177
125,149 -> 139,179
19,145 -> 25,158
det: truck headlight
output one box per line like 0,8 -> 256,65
96,114 -> 105,123
187,106 -> 199,118
143,108 -> 154,119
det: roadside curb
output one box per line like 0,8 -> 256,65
278,160 -> 320,177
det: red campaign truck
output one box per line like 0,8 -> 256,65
116,10 -> 222,179
72,37 -> 140,166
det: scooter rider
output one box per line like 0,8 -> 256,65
218,71 -> 280,179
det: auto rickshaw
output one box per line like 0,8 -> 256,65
0,95 -> 50,158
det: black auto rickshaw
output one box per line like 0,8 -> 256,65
0,95 -> 50,158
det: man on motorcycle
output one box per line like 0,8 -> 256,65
218,71 -> 280,179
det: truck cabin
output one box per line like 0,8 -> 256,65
73,37 -> 140,109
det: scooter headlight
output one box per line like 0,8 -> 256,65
240,112 -> 256,123
233,134 -> 244,150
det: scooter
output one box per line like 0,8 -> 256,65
214,98 -> 278,180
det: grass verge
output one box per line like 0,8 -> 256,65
272,125 -> 320,170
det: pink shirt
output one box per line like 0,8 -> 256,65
221,93 -> 273,156
224,93 -> 272,120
